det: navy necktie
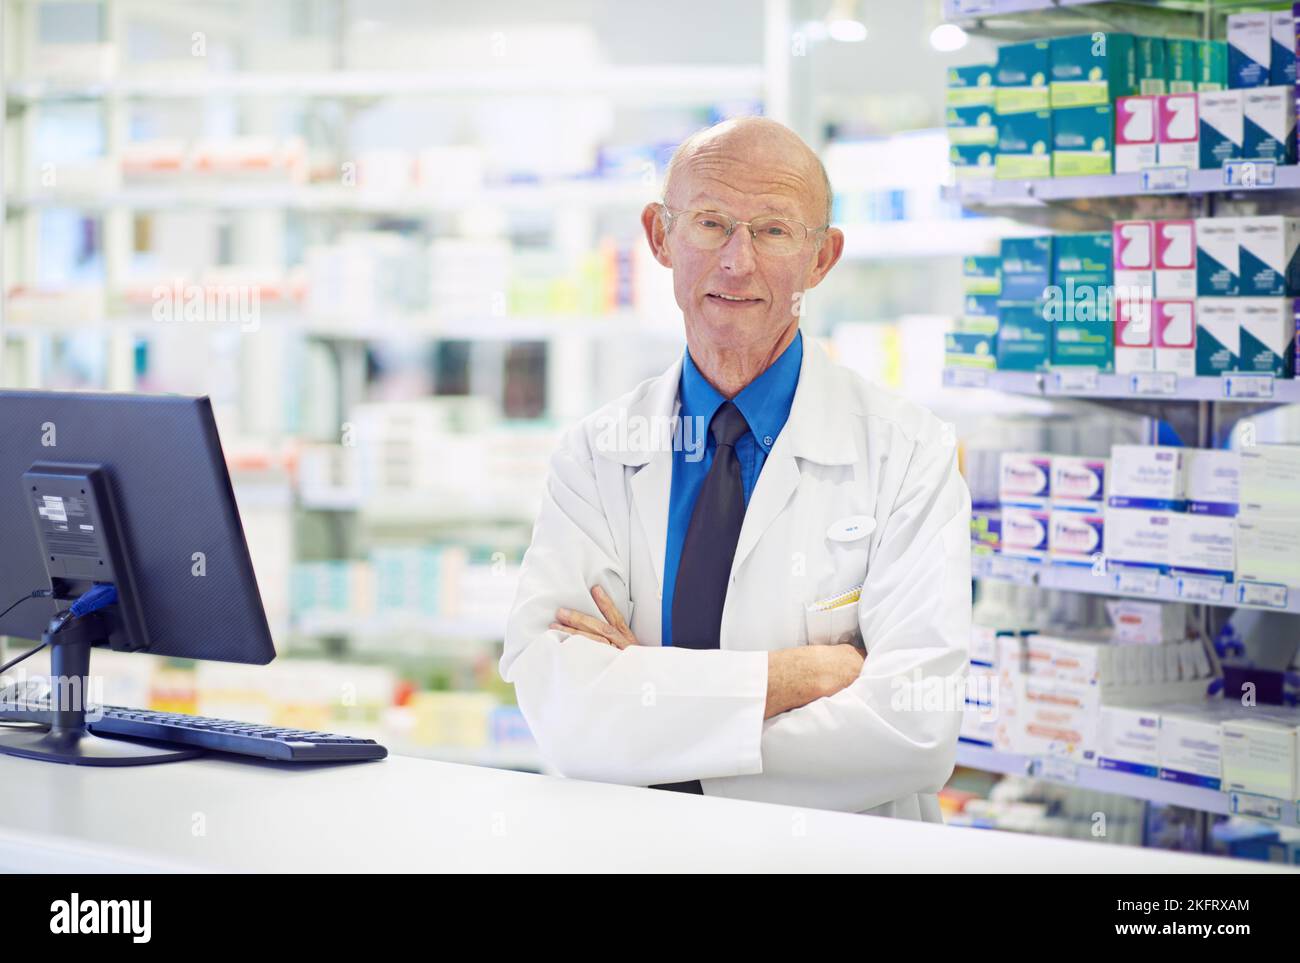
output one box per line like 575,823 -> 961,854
650,401 -> 750,796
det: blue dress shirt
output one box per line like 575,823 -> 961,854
660,330 -> 803,646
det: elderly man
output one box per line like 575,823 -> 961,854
501,117 -> 971,820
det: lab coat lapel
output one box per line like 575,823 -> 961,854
621,356 -> 683,597
730,339 -> 858,578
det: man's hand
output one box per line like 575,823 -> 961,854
551,586 -> 639,649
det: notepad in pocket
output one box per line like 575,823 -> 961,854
804,587 -> 863,646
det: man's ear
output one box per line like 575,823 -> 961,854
641,203 -> 672,268
805,226 -> 844,290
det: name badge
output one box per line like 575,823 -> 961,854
827,515 -> 876,543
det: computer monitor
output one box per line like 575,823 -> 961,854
0,390 -> 276,765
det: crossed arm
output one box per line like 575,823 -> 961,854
552,585 -> 866,720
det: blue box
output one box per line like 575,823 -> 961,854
1000,236 -> 1053,301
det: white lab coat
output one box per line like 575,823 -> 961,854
501,337 -> 971,820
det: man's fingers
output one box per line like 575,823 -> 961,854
555,607 -> 616,642
590,585 -> 628,632
550,622 -> 616,647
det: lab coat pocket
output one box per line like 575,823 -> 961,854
804,590 -> 863,647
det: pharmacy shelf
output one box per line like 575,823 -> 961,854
941,0 -> 1255,41
956,742 -> 1300,825
6,179 -> 652,214
945,165 -> 1300,208
6,65 -> 764,105
972,552 -> 1300,614
839,217 -> 1038,260
943,367 -> 1300,405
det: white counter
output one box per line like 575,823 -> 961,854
0,751 -> 1289,873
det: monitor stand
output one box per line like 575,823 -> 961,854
0,614 -> 202,766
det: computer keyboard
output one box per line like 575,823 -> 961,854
0,683 -> 387,763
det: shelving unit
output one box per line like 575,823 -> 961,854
941,0 -> 1300,828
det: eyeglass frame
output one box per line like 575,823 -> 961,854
658,204 -> 831,254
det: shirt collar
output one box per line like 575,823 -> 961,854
680,330 -> 803,454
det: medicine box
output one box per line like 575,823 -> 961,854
996,109 -> 1052,178
1049,32 -> 1137,108
1000,236 -> 1053,301
1228,12 -> 1272,89
1270,11 -> 1296,85
1154,299 -> 1197,377
1115,293 -> 1155,373
947,63 -> 996,107
1238,297 -> 1297,376
995,303 -> 1052,370
1243,85 -> 1296,165
1115,95 -> 1157,172
1000,451 -> 1051,501
946,104 -> 998,146
1113,219 -> 1154,295
1184,448 -> 1240,515
1195,297 -> 1240,375
1198,89 -> 1245,169
1052,103 -> 1114,176
1196,217 -> 1241,296
1154,219 -> 1196,300
1109,444 -> 1186,506
995,40 -> 1051,114
1156,92 -> 1199,167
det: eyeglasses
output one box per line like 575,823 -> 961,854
660,206 -> 828,257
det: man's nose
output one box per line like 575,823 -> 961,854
717,226 -> 758,273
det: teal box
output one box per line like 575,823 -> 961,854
1167,38 -> 1199,92
996,109 -> 1052,178
1198,40 -> 1228,90
1049,32 -> 1137,108
964,293 -> 1000,318
1051,103 -> 1115,176
1052,232 -> 1114,289
945,331 -> 997,369
1052,316 -> 1116,370
996,302 -> 1053,370
1001,236 -> 1053,302
1137,36 -> 1168,94
950,143 -> 997,177
946,104 -> 998,145
995,40 -> 1051,114
947,63 -> 996,106
963,254 -> 1002,295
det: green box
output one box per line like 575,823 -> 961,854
1052,232 -> 1114,289
1166,38 -> 1198,93
963,254 -> 1002,295
947,63 -> 996,107
996,109 -> 1052,178
995,302 -> 1053,370
995,40 -> 1051,114
1137,36 -> 1168,95
1052,104 -> 1114,177
945,331 -> 997,369
1052,314 -> 1116,369
1049,32 -> 1137,108
1197,40 -> 1228,91
950,143 -> 996,178
946,104 -> 998,146
1001,236 -> 1053,302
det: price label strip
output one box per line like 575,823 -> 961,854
1230,792 -> 1282,822
1114,569 -> 1161,596
1053,369 -> 1099,393
1130,371 -> 1177,396
1141,166 -> 1189,192
1224,374 -> 1274,399
1177,576 -> 1226,603
1223,159 -> 1277,188
944,367 -> 989,389
1236,582 -> 1289,610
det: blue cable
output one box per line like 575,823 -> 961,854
69,583 -> 118,618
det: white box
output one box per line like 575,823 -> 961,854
999,451 -> 1051,501
1154,219 -> 1196,300
1237,297 -> 1295,376
1184,448 -> 1240,514
1049,506 -> 1105,564
1243,85 -> 1296,165
1156,92 -> 1199,167
1108,444 -> 1186,506
1236,217 -> 1300,297
1106,598 -> 1187,645
1271,11 -> 1297,84
1222,717 -> 1297,799
1169,512 -> 1235,580
1104,505 -> 1174,572
1116,95 -> 1158,172
1239,444 -> 1300,513
1115,294 -> 1155,373
1014,672 -> 1100,765
1196,217 -> 1241,296
1228,12 -> 1272,89
1235,513 -> 1300,584
1098,705 -> 1161,776
1198,89 -> 1245,170
1113,219 -> 1155,297
1001,502 -> 1050,559
1196,297 -> 1241,375
1154,299 -> 1196,376
1158,705 -> 1228,789
1050,455 -> 1107,504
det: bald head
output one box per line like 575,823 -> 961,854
662,117 -> 833,227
